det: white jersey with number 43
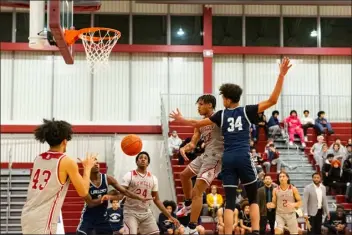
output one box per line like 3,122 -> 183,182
121,170 -> 158,213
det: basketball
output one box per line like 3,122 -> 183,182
121,134 -> 143,156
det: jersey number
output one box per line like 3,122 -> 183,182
32,169 -> 52,190
283,199 -> 288,207
135,189 -> 148,198
227,116 -> 243,132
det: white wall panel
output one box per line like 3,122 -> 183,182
1,52 -> 13,122
213,5 -> 242,15
92,53 -> 130,122
282,6 -> 318,16
245,5 -> 280,16
99,1 -> 130,13
12,52 -> 53,122
132,2 -> 167,14
320,56 -> 351,121
170,4 -> 202,15
53,53 -> 91,122
131,53 -> 168,123
319,6 -> 352,17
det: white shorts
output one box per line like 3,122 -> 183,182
275,213 -> 298,234
123,211 -> 159,235
188,152 -> 222,186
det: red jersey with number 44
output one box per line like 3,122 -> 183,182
21,151 -> 70,234
121,170 -> 158,213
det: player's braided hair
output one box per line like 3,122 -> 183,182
34,118 -> 73,147
196,94 -> 216,109
219,83 -> 243,103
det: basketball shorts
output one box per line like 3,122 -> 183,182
123,211 -> 159,235
221,151 -> 257,187
188,152 -> 222,186
76,217 -> 113,235
275,213 -> 298,234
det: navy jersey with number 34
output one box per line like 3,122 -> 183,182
210,105 -> 258,153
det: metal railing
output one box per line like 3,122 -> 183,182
160,95 -> 176,202
161,94 -> 351,122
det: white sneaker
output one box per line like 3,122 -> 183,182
302,143 -> 306,148
289,141 -> 294,146
304,136 -> 308,142
184,226 -> 199,235
176,204 -> 192,217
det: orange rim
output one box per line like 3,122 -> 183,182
64,27 -> 121,46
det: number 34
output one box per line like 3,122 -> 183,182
227,116 -> 243,132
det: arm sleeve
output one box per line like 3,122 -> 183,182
209,110 -> 223,127
152,175 -> 158,192
121,172 -> 132,187
245,105 -> 259,124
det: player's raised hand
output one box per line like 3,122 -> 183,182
169,108 -> 183,120
78,153 -> 98,170
279,57 -> 292,76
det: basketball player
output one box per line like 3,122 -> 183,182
267,172 -> 302,235
77,158 -> 149,235
169,57 -> 292,235
117,151 -> 180,234
176,95 -> 223,234
21,118 -> 97,234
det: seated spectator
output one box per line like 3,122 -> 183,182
322,205 -> 347,235
159,200 -> 178,234
322,154 -> 334,187
315,111 -> 334,135
168,130 -> 182,156
301,110 -> 315,141
317,143 -> 329,170
262,144 -> 297,173
107,191 -> 124,235
177,207 -> 205,235
329,143 -> 346,163
256,171 -> 266,188
239,203 -> 252,234
328,160 -> 346,194
342,154 -> 352,183
217,205 -> 240,235
285,110 -> 306,147
267,110 -> 286,139
255,112 -> 268,141
250,147 -> 264,173
310,135 -> 325,168
206,185 -> 223,216
330,137 -> 347,157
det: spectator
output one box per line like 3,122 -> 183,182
322,154 -> 334,188
250,147 -> 263,173
329,138 -> 347,158
301,110 -> 315,141
329,143 -> 346,163
255,112 -> 268,141
257,174 -> 276,235
342,154 -> 352,183
317,144 -> 329,170
168,130 -> 182,157
310,136 -> 325,168
239,203 -> 252,234
285,110 -> 306,147
322,205 -> 347,235
347,138 -> 352,146
267,110 -> 285,139
107,198 -> 124,235
159,200 -> 177,234
249,139 -> 255,148
256,171 -> 266,188
217,205 -> 240,235
328,160 -> 345,194
315,111 -> 334,135
206,185 -> 223,216
262,144 -> 297,173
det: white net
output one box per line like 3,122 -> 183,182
79,28 -> 120,74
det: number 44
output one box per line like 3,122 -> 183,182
227,116 -> 243,132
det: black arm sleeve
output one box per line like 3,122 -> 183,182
245,105 -> 259,124
209,110 -> 223,127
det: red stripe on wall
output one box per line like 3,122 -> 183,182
0,125 -> 162,134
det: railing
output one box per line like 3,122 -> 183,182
161,94 -> 351,122
160,95 -> 176,202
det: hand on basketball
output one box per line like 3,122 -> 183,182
279,57 -> 292,77
169,108 -> 183,121
78,153 -> 98,170
179,147 -> 189,161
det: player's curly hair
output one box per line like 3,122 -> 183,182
219,83 -> 243,103
136,151 -> 151,164
163,200 -> 177,213
34,118 -> 73,147
196,94 -> 216,109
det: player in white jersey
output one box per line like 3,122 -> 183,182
268,172 -> 302,235
21,118 -> 97,234
176,95 -> 223,234
115,151 -> 179,234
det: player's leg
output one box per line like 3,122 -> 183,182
138,212 -> 160,235
177,157 -> 199,217
123,213 -> 138,235
274,214 -> 285,235
285,213 -> 299,235
238,155 -> 260,235
94,219 -> 113,235
76,218 -> 93,235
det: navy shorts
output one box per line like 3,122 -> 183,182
77,217 -> 113,235
221,151 -> 257,187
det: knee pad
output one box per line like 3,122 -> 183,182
244,182 -> 258,204
224,187 -> 237,210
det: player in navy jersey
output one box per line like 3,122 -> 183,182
169,57 -> 292,235
76,159 -> 149,235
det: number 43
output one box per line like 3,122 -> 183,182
227,116 -> 243,132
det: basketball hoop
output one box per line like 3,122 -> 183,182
64,27 -> 121,73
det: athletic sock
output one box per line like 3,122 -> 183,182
188,222 -> 197,230
184,199 -> 192,207
252,230 -> 259,235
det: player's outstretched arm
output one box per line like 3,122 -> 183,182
152,191 -> 180,227
84,194 -> 103,208
60,154 -> 97,197
169,109 -> 221,128
107,175 -> 147,201
179,128 -> 201,160
257,57 -> 292,113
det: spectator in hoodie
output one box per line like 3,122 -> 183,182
329,137 -> 347,156
342,154 -> 352,183
168,130 -> 183,157
315,111 -> 334,135
328,160 -> 345,194
267,110 -> 286,139
318,144 -> 329,170
310,135 -> 325,168
159,200 -> 178,234
285,110 -> 306,148
301,110 -> 315,141
329,143 -> 346,164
